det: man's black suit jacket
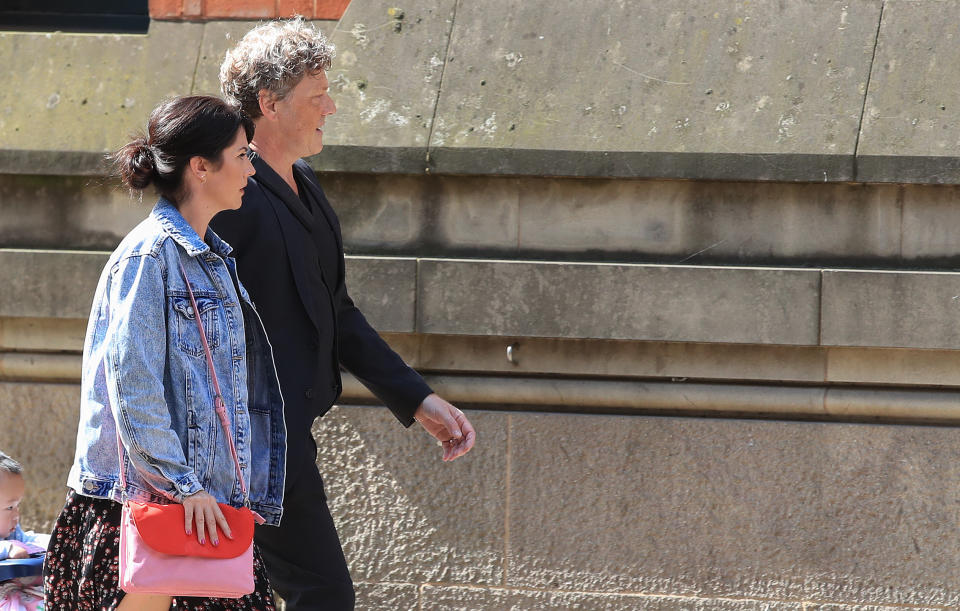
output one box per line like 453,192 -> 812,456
211,155 -> 432,468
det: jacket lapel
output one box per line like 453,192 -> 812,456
251,155 -> 315,232
251,155 -> 324,334
294,161 -> 343,254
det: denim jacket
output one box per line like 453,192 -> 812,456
67,199 -> 287,525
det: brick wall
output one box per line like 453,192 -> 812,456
149,0 -> 351,20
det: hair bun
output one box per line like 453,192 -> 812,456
115,137 -> 156,191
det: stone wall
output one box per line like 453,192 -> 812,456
6,1 -> 960,610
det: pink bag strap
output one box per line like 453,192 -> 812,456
113,254 -> 248,503
177,257 -> 248,500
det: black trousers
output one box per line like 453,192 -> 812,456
255,465 -> 355,610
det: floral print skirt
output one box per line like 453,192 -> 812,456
43,491 -> 276,611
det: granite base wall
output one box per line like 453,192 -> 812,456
5,381 -> 959,610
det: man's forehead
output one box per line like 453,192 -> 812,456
304,70 -> 329,89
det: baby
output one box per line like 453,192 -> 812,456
0,452 -> 47,611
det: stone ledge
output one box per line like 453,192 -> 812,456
14,249 -> 960,349
417,259 -> 822,345
822,269 -> 960,350
426,149 -> 856,182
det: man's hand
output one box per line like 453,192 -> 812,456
414,394 -> 476,461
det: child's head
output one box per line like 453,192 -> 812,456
0,452 -> 24,538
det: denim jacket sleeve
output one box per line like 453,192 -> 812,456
104,253 -> 203,502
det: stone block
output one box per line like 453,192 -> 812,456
191,21 -> 266,97
0,247 -> 418,332
856,1 -> 960,183
315,1 -> 353,20
417,260 -> 821,344
422,586 -> 703,610
344,256 -> 417,332
432,176 -> 521,252
826,346 -> 960,387
821,270 -> 960,349
0,318 -> 87,353
320,173 -> 431,251
311,406 -> 506,585
0,382 -> 80,533
354,582 -> 420,610
808,607 -> 944,611
417,336 -> 829,384
316,0 -> 458,173
824,387 -> 960,422
0,250 -> 107,319
507,413 -> 960,606
0,175 -> 144,251
516,179 -> 901,263
900,184 -> 960,261
430,0 -> 881,181
0,22 -> 204,174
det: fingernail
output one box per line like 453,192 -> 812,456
199,537 -> 205,545
186,528 -> 191,535
212,538 -> 219,546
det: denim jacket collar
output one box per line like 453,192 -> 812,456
151,198 -> 233,258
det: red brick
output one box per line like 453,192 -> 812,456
183,0 -> 203,17
315,0 -> 350,20
149,0 -> 183,19
204,0 -> 276,19
278,0 -> 313,18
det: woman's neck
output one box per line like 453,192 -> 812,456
177,195 -> 214,243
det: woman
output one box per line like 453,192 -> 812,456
44,96 -> 287,610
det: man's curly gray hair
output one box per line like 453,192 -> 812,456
220,17 -> 335,120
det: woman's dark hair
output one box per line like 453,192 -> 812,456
113,95 -> 254,203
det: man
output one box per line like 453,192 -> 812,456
213,18 -> 476,610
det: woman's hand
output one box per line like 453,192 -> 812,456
181,490 -> 233,546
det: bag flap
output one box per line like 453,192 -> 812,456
128,501 -> 254,559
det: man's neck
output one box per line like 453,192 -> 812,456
250,137 -> 299,194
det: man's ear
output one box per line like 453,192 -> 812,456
258,89 -> 278,120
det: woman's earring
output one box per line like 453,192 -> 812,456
199,174 -> 206,184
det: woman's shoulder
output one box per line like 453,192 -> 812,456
106,215 -> 174,273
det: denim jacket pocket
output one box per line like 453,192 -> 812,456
170,293 -> 222,357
